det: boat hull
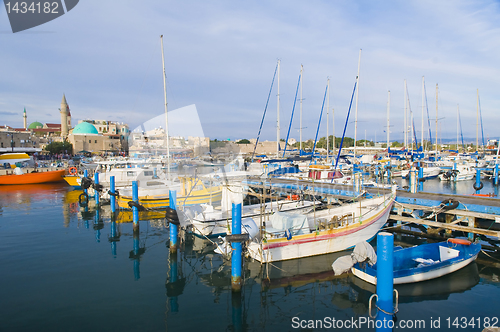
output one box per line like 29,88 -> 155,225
351,241 -> 481,284
0,170 -> 66,185
117,189 -> 222,209
248,194 -> 395,263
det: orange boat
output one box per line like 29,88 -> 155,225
0,169 -> 66,185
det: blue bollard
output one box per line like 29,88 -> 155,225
231,203 -> 242,292
110,176 -> 116,213
495,164 -> 499,186
169,190 -> 178,253
94,171 -> 99,205
132,181 -> 139,232
376,232 -> 395,332
418,166 -> 424,192
475,169 -> 482,195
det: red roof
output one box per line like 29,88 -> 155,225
45,123 -> 61,128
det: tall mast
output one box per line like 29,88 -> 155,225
421,76 -> 425,151
160,35 -> 171,179
435,84 -> 438,154
387,90 -> 390,150
354,49 -> 361,158
299,64 -> 303,152
404,79 -> 407,148
326,77 -> 330,161
332,107 -> 335,160
476,88 -> 479,152
457,104 -> 459,153
277,59 -> 280,156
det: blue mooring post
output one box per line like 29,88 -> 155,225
494,164 -> 499,186
418,166 -> 424,192
376,232 -> 395,332
475,169 -> 482,195
231,203 -> 242,292
132,181 -> 139,232
110,176 -> 116,213
83,169 -> 88,195
169,190 -> 178,254
94,171 -> 99,205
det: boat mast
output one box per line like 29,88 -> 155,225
387,90 -> 390,150
435,83 -> 438,155
300,64 -> 303,153
277,59 -> 280,157
421,76 -> 425,152
404,79 -> 407,149
326,77 -> 330,162
160,35 -> 171,179
457,104 -> 459,153
476,88 -> 479,152
354,49 -> 361,158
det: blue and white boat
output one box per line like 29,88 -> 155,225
351,239 -> 481,284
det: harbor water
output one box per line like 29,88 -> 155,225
1,179 -> 499,331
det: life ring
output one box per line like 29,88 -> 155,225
439,199 -> 459,211
448,238 -> 472,245
68,167 -> 78,175
287,194 -> 300,201
473,182 -> 484,191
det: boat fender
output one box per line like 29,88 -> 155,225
226,233 -> 250,242
473,182 -> 484,191
92,183 -> 104,192
164,207 -> 180,225
285,229 -> 292,240
448,238 -> 472,245
444,171 -> 451,179
68,167 -> 77,175
80,177 -> 93,190
78,192 -> 89,206
108,190 -> 119,197
128,200 -> 146,211
439,199 -> 459,211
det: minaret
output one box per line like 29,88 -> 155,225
23,107 -> 27,129
60,94 -> 69,137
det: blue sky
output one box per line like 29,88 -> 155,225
1,0 -> 499,144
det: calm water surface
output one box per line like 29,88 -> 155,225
0,180 -> 499,332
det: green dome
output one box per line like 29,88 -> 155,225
72,122 -> 98,135
28,121 -> 43,129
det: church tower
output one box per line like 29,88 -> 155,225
60,94 -> 69,138
23,107 -> 27,129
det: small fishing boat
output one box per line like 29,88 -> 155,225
116,176 -> 222,209
0,169 -> 66,185
351,239 -> 481,284
439,164 -> 475,182
243,187 -> 396,263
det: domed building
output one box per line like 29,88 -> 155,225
68,120 -> 127,155
28,121 -> 43,130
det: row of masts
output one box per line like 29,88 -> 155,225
274,53 -> 486,158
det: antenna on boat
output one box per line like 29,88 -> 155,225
160,35 -> 171,180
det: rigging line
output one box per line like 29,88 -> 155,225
283,73 -> 301,158
332,81 -> 357,175
252,61 -> 279,162
459,110 -> 466,152
310,82 -> 329,165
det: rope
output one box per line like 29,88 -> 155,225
481,249 -> 500,262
